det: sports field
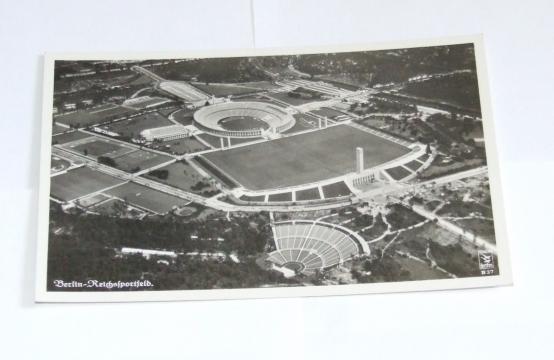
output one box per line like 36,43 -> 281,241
69,138 -> 133,158
104,112 -> 172,138
52,131 -> 91,145
54,104 -> 137,127
114,150 -> 172,173
105,182 -> 189,214
156,137 -> 208,155
203,125 -> 411,190
218,116 -> 268,131
50,166 -> 124,201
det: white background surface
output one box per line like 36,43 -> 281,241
0,0 -> 552,358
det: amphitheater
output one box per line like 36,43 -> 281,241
267,220 -> 368,275
193,101 -> 295,138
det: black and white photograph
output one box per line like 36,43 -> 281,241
4,0 -> 554,359
36,37 -> 511,301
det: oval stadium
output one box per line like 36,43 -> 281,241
267,220 -> 369,276
193,101 -> 296,138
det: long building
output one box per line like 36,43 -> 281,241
140,125 -> 190,141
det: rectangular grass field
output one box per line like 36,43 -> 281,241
113,150 -> 172,173
203,125 -> 411,190
52,131 -> 91,145
105,182 -> 190,214
50,166 -> 124,201
54,104 -> 137,127
104,112 -> 172,138
69,138 -> 133,158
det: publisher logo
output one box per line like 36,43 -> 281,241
478,251 -> 495,275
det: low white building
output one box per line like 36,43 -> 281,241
121,247 -> 177,259
140,124 -> 190,141
93,126 -> 120,137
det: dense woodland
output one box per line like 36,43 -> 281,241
293,44 -> 477,85
46,203 -> 290,291
402,72 -> 481,111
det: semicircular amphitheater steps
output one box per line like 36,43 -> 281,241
268,220 -> 366,275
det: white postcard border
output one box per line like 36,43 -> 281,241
35,34 -> 513,303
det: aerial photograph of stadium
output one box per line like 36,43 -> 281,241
40,40 -> 507,297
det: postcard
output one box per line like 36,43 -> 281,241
35,35 -> 512,302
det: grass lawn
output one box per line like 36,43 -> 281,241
404,159 -> 423,172
285,113 -> 317,134
52,123 -> 68,135
50,166 -> 124,201
170,108 -> 195,126
268,192 -> 293,202
142,160 -> 218,195
54,104 -> 137,127
52,131 -> 91,145
229,137 -> 261,146
104,112 -> 172,138
90,198 -> 126,216
196,133 -> 223,148
154,137 -> 208,155
218,116 -> 268,131
70,138 -> 130,158
385,166 -> 411,180
114,150 -> 172,173
239,194 -> 265,202
203,125 -> 410,190
418,153 -> 430,162
105,182 -> 190,214
295,187 -> 321,201
78,193 -> 109,207
321,181 -> 351,198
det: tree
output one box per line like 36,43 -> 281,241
148,169 -> 169,180
98,156 -> 117,167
